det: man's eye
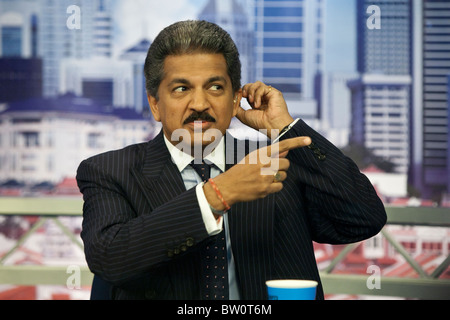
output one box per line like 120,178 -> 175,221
174,86 -> 187,92
210,85 -> 223,91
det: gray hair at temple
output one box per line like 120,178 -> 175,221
144,20 -> 242,99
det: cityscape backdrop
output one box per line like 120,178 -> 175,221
0,0 -> 449,300
0,0 -> 449,204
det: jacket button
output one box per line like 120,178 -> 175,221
167,249 -> 174,258
186,237 -> 195,247
318,154 -> 326,161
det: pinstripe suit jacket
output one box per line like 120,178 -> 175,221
76,120 -> 386,300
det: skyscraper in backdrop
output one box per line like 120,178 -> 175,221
199,0 -> 324,120
0,0 -> 42,103
198,0 -> 255,86
38,0 -> 113,97
253,0 -> 324,102
348,0 -> 412,174
410,0 -> 450,200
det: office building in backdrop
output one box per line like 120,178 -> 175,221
38,0 -> 113,97
315,72 -> 358,148
198,0 -> 324,122
0,0 -> 42,103
253,0 -> 324,101
0,0 -> 39,58
349,0 -> 412,175
410,0 -> 450,200
120,38 -> 153,114
253,0 -> 324,120
0,0 -> 154,186
0,94 -> 154,184
58,0 -> 141,110
0,0 -> 114,100
199,0 -> 255,86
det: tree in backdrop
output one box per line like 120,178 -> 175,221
340,143 -> 396,173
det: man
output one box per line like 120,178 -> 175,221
77,20 -> 386,300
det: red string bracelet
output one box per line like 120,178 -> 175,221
208,178 -> 231,211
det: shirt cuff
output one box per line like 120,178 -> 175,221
195,182 -> 223,236
272,118 -> 300,143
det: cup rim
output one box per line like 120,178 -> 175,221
266,279 -> 318,289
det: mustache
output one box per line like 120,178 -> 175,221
183,111 -> 216,124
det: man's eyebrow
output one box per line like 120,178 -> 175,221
167,76 -> 228,88
206,76 -> 228,86
167,78 -> 191,87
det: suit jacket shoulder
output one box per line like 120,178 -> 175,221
80,142 -> 148,176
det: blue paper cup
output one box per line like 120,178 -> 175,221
266,279 -> 318,300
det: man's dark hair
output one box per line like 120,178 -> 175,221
144,20 -> 242,99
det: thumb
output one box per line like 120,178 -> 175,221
235,105 -> 253,127
235,105 -> 247,122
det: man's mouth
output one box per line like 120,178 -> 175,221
187,120 -> 213,130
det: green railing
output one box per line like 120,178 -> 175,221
319,206 -> 450,300
0,197 -> 449,299
320,273 -> 450,300
0,197 -> 93,287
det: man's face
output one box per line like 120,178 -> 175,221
148,53 -> 241,152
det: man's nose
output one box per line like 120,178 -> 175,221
189,89 -> 210,112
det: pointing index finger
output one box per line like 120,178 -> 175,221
270,136 -> 312,157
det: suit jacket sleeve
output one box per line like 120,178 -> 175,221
281,120 -> 387,244
76,151 -> 210,286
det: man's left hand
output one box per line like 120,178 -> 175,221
236,81 -> 294,139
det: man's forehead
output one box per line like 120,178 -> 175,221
163,53 -> 227,70
161,53 -> 230,83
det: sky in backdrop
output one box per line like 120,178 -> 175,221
112,0 -> 357,74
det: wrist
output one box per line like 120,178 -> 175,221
267,116 -> 294,139
275,116 -> 295,132
209,178 -> 230,211
203,179 -> 231,214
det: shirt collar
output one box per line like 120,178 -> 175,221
163,134 -> 226,173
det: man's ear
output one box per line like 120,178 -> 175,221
147,93 -> 161,122
232,88 -> 243,117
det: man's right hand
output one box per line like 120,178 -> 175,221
203,136 -> 311,211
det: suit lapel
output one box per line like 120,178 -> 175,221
225,133 -> 275,299
131,130 -> 186,211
